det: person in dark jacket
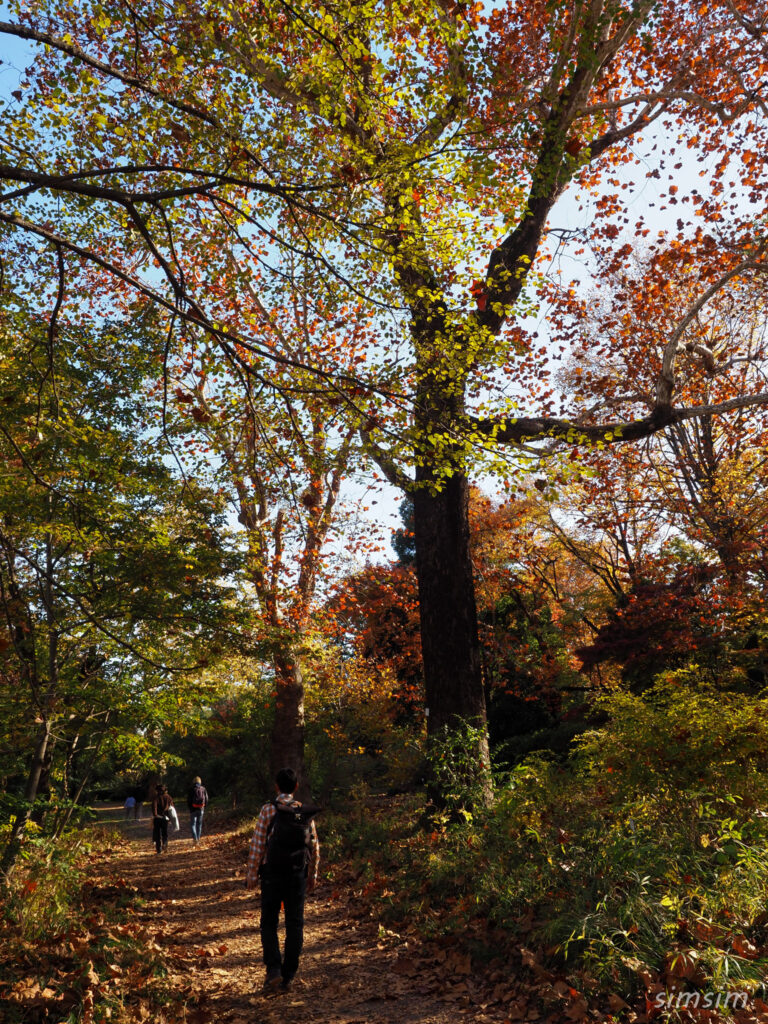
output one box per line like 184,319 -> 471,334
152,784 -> 174,854
245,767 -> 320,992
187,775 -> 209,844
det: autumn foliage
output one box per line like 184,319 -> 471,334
2,1 -> 768,1014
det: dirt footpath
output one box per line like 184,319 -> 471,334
112,817 -> 504,1024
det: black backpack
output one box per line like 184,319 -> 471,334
191,783 -> 205,809
264,799 -> 321,874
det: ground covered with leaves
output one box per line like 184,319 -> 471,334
2,810 -> 521,1024
3,771 -> 768,1024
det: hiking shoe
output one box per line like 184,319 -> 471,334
262,969 -> 282,992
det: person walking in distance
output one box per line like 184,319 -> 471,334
151,784 -> 174,855
123,794 -> 136,820
246,767 -> 320,993
187,775 -> 208,844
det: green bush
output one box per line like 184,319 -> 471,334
482,681 -> 768,987
323,682 -> 768,994
427,719 -> 489,814
1,829 -> 88,942
1,828 -> 175,1024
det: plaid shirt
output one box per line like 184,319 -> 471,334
246,793 -> 319,889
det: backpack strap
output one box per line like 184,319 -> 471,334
265,797 -> 286,838
266,798 -> 278,835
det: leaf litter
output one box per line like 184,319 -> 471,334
4,813 -> 768,1024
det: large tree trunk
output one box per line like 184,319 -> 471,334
413,466 -> 492,803
270,651 -> 308,796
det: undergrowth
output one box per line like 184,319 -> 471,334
0,828 -> 171,1023
322,680 -> 768,1001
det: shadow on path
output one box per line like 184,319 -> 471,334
102,817 -> 502,1024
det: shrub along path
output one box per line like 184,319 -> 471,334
108,815 -> 505,1024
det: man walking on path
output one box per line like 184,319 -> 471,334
246,767 -> 320,993
151,784 -> 174,854
187,775 -> 208,844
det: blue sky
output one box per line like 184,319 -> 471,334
0,6 -> 36,99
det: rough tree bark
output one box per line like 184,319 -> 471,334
270,652 -> 306,786
413,470 -> 492,805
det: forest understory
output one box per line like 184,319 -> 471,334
4,803 -> 768,1024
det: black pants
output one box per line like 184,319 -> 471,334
260,870 -> 307,980
152,815 -> 168,853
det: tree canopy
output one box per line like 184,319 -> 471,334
1,0 -> 768,793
